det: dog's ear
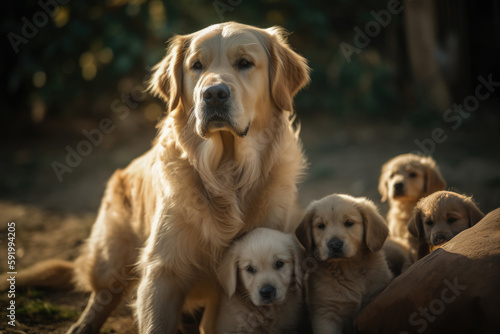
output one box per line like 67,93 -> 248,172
217,247 -> 239,298
408,206 -> 424,238
265,27 -> 310,113
421,157 -> 446,195
359,199 -> 389,253
295,207 -> 316,253
464,197 -> 485,227
288,235 -> 304,289
378,163 -> 390,202
148,35 -> 187,112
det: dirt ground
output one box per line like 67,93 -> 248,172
1,112 -> 499,333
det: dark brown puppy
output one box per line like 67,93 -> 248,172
408,190 -> 484,260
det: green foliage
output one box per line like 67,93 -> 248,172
4,0 -> 409,123
0,289 -> 78,324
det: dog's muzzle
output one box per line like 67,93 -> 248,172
199,83 -> 248,138
327,238 -> 344,258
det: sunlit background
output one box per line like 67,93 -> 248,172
2,0 -> 500,207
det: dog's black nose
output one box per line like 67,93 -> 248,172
328,238 -> 344,252
202,84 -> 230,107
433,234 -> 447,246
259,285 -> 277,301
394,182 -> 404,191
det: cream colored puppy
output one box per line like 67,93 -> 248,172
296,194 -> 392,334
216,227 -> 304,334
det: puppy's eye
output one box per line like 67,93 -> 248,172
344,220 -> 354,228
390,173 -> 396,179
317,223 -> 326,230
191,61 -> 202,71
237,58 -> 253,70
425,220 -> 434,226
447,217 -> 457,224
409,172 -> 417,178
274,260 -> 284,270
246,266 -> 256,274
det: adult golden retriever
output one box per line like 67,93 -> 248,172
295,194 -> 392,334
215,228 -> 304,333
13,22 -> 310,334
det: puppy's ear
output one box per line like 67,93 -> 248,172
148,35 -> 187,111
266,27 -> 310,113
217,248 -> 239,298
359,199 -> 389,253
295,208 -> 315,253
421,157 -> 446,195
378,164 -> 390,202
288,235 -> 304,289
408,207 -> 424,238
464,197 -> 485,227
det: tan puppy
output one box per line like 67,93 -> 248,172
408,190 -> 485,259
216,228 -> 304,333
8,22 -> 310,334
379,153 -> 446,261
295,194 -> 392,334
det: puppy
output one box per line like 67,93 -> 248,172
216,228 -> 304,334
379,153 -> 446,261
408,190 -> 485,259
295,194 -> 392,334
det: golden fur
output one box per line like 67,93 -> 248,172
378,153 -> 446,262
408,190 -> 485,259
295,194 -> 392,334
10,22 -> 310,334
215,228 -> 304,333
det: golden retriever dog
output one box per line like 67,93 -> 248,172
378,153 -> 446,261
295,194 -> 392,334
216,228 -> 304,334
11,22 -> 310,334
408,190 -> 485,259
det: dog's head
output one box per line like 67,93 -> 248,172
149,22 -> 310,139
217,228 -> 303,306
379,154 -> 446,203
295,194 -> 388,262
408,191 -> 484,257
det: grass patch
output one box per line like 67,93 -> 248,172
0,289 -> 78,325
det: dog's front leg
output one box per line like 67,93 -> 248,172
136,264 -> 186,333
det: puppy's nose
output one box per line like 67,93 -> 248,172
327,238 -> 344,252
202,84 -> 230,107
394,182 -> 404,191
259,285 -> 277,301
433,234 -> 447,246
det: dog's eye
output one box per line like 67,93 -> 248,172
425,220 -> 434,226
274,260 -> 284,270
246,266 -> 256,274
317,223 -> 326,230
344,220 -> 354,228
409,172 -> 417,178
191,61 -> 202,71
390,173 -> 396,179
447,217 -> 457,224
237,58 -> 253,70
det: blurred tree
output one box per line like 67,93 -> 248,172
1,0 -> 499,138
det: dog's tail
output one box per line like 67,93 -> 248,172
1,259 -> 75,291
